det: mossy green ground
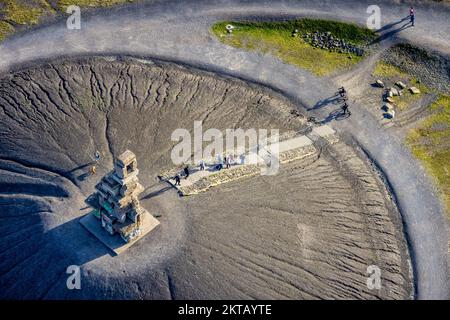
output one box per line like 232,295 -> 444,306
212,20 -> 376,76
0,0 -> 135,41
372,61 -> 430,110
406,95 -> 450,215
372,61 -> 449,214
0,0 -> 52,25
56,0 -> 134,11
0,20 -> 13,41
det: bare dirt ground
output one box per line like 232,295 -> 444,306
0,56 -> 412,299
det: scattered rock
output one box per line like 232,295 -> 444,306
384,109 -> 395,119
375,80 -> 385,88
409,86 -> 421,94
390,87 -> 399,96
382,103 -> 394,112
395,81 -> 407,89
300,31 -> 365,56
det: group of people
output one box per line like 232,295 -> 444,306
338,86 -> 350,116
173,154 -> 239,186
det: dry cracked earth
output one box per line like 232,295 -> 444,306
0,56 -> 413,299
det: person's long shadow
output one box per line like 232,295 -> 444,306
308,94 -> 343,111
376,16 -> 410,33
141,186 -> 172,200
371,19 -> 413,45
320,108 -> 351,124
66,161 -> 96,174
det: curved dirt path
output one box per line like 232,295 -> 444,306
0,0 -> 448,299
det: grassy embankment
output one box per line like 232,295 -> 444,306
372,60 -> 449,215
0,0 -> 135,41
212,19 -> 376,76
407,95 -> 450,215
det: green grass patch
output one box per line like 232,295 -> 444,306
406,95 -> 450,215
0,20 -> 14,41
372,61 -> 409,79
0,0 -> 50,25
372,61 -> 430,110
57,0 -> 135,11
211,19 -> 376,76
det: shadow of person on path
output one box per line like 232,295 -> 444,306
308,94 -> 342,111
141,186 -> 172,200
320,108 -> 351,124
77,172 -> 91,181
376,16 -> 410,33
66,161 -> 96,174
371,21 -> 412,45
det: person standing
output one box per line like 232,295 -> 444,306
95,150 -> 101,162
226,155 -> 231,169
199,160 -> 205,171
184,166 -> 190,179
342,102 -> 349,115
410,6 -> 415,26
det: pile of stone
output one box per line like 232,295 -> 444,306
299,31 -> 365,56
93,150 -> 159,243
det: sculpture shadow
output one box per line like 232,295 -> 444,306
2,215 -> 114,298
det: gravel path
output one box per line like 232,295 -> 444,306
0,0 -> 448,299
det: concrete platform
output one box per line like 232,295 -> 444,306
80,211 -> 160,255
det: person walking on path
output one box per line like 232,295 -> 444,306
410,6 -> 415,26
184,166 -> 190,179
90,165 -> 96,175
341,102 -> 350,116
95,150 -> 101,162
175,174 -> 181,186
